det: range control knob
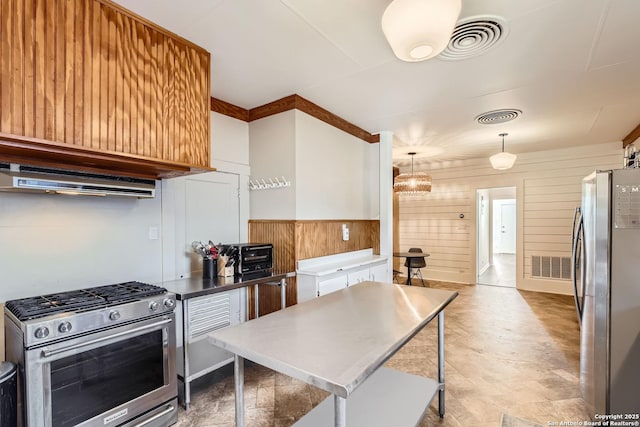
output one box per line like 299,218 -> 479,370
109,310 -> 121,321
149,301 -> 159,312
34,326 -> 50,339
58,322 -> 72,333
163,298 -> 175,309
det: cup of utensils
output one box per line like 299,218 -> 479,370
192,240 -> 220,279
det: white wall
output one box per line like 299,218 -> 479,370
295,110 -> 377,219
0,192 -> 163,301
249,110 -> 379,220
0,111 -> 251,302
398,141 -> 621,294
248,111 -> 297,219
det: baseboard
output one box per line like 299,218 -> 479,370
518,278 -> 573,295
478,263 -> 490,275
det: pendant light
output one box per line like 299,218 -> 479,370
382,0 -> 462,62
489,133 -> 517,170
394,152 -> 432,194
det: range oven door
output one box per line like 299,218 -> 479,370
23,314 -> 177,427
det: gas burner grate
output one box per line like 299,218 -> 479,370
5,281 -> 166,321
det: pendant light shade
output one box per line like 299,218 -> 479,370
382,0 -> 462,62
489,133 -> 517,170
394,152 -> 432,194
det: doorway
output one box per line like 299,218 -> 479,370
476,187 -> 516,287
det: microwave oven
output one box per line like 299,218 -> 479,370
228,243 -> 273,278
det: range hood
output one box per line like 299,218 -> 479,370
0,164 -> 156,198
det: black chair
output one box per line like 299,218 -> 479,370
404,247 -> 426,286
392,269 -> 402,284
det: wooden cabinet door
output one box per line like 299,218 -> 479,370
0,0 -> 210,168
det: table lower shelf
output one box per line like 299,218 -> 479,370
293,367 -> 440,427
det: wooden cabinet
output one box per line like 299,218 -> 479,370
0,0 -> 211,178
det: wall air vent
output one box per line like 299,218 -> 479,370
531,255 -> 571,280
476,109 -> 522,125
439,16 -> 507,61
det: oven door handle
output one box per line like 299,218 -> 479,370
41,318 -> 172,358
131,404 -> 175,427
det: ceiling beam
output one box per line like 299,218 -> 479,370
210,97 -> 250,122
211,95 -> 379,144
623,122 -> 640,148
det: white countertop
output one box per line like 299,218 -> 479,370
296,254 -> 387,276
296,249 -> 387,277
208,281 -> 458,397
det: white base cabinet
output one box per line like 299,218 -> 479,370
318,275 -> 349,297
297,249 -> 388,302
369,262 -> 388,282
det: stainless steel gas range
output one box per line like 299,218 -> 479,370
3,281 -> 178,427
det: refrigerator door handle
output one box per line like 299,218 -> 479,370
571,208 -> 584,324
572,207 -> 581,248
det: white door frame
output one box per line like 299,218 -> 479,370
471,178 -> 523,289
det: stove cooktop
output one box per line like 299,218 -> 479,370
5,281 -> 167,321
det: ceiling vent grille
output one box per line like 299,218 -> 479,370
439,16 -> 507,61
476,109 -> 522,125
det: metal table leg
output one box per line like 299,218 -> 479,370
406,263 -> 412,286
254,284 -> 259,319
234,355 -> 245,427
280,278 -> 286,309
334,395 -> 346,427
438,311 -> 445,417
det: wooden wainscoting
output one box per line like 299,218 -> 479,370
248,219 -> 380,318
248,221 -> 296,319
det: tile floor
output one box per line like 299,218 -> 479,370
477,254 -> 516,288
176,281 -> 589,427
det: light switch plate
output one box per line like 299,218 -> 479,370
342,224 -> 349,241
148,226 -> 159,240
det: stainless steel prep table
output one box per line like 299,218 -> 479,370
159,272 -> 291,409
209,281 -> 458,427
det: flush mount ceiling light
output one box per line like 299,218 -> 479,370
382,0 -> 462,62
489,133 -> 517,170
394,152 -> 432,194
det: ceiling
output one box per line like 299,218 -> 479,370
114,0 -> 640,166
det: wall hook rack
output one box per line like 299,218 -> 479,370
249,176 -> 291,191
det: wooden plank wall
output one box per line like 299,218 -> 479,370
248,219 -> 380,317
0,0 -> 210,167
248,221 -> 296,319
397,143 -> 621,291
294,220 -> 380,260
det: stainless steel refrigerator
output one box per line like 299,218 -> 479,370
571,168 -> 640,415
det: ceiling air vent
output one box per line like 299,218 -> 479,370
476,109 -> 522,125
439,16 -> 507,61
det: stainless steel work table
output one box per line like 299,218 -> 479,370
209,281 -> 458,426
159,272 -> 292,409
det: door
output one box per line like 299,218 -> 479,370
497,201 -> 516,254
163,172 -> 241,279
476,187 -> 517,287
579,171 -> 607,416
